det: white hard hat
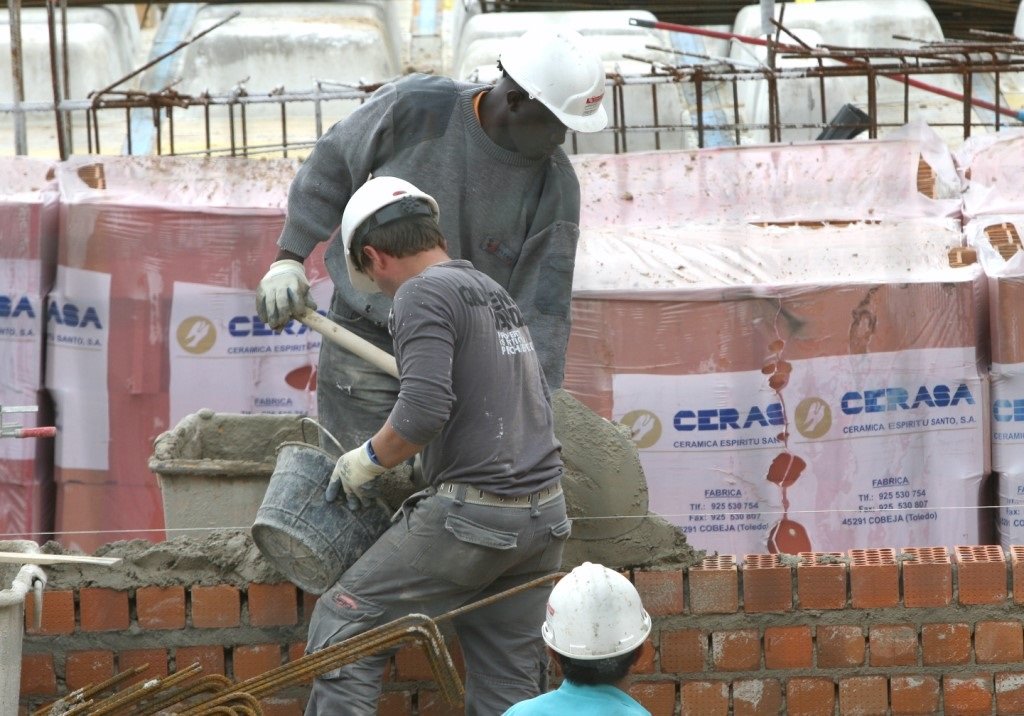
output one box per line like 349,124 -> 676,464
340,176 -> 439,294
498,27 -> 608,134
542,562 -> 652,660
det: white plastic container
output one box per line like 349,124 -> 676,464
0,540 -> 45,716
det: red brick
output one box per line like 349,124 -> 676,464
19,653 -> 56,696
816,625 -> 865,668
868,624 -> 918,667
79,587 -> 130,632
118,648 -> 168,686
764,626 -> 812,669
743,554 -> 792,613
175,645 -> 225,675
233,643 -> 282,681
284,641 -> 313,685
628,681 -> 676,716
922,623 -> 971,666
944,674 -> 993,715
902,547 -> 952,607
396,644 -> 434,681
258,697 -> 305,716
848,548 -> 899,608
956,545 -> 1008,605
136,585 -> 185,630
660,628 -> 706,673
689,555 -> 739,614
796,552 -> 846,610
248,582 -> 299,626
1010,546 -> 1024,605
24,589 -> 75,635
633,640 -> 656,674
733,678 -> 782,716
996,671 -> 1024,715
65,650 -> 115,691
191,584 -> 240,628
379,690 -> 414,716
302,590 -> 319,622
891,675 -> 940,715
711,629 -> 760,671
976,621 -> 1024,664
680,680 -> 729,714
786,677 -> 835,716
838,675 -> 889,716
634,569 -> 684,616
417,690 -> 462,716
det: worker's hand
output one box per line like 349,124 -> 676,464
326,441 -> 387,509
255,259 -> 317,330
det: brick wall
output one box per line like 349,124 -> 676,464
19,544 -> 1024,715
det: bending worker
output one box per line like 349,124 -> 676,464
256,27 -> 607,454
504,562 -> 653,715
303,176 -> 570,715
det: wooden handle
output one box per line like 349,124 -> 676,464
0,552 -> 122,566
297,311 -> 399,379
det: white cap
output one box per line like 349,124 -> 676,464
499,27 -> 608,133
542,562 -> 652,660
340,176 -> 440,294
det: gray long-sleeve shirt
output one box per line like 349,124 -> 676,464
278,74 -> 581,387
388,260 -> 562,494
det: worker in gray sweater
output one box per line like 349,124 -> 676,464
256,27 -> 607,455
305,175 -> 569,714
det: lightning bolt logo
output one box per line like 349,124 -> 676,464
176,316 -> 217,354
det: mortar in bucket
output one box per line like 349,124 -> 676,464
252,421 -> 392,594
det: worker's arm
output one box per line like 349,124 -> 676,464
505,158 -> 582,389
256,85 -> 398,328
368,422 -> 425,468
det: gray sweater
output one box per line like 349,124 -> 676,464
388,260 -> 562,494
278,74 -> 581,387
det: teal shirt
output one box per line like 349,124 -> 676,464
503,681 -> 651,716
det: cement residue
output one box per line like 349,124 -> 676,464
40,529 -> 285,590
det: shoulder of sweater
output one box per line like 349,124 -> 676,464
391,73 -> 485,96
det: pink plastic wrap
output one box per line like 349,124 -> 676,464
957,130 -> 1024,221
564,219 -> 988,554
0,158 -> 58,541
49,157 -> 327,553
571,133 -> 960,230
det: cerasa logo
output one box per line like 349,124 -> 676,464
176,316 -> 217,354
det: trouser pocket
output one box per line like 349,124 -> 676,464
411,513 -> 519,587
306,586 -> 385,680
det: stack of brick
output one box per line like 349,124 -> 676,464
20,545 -> 1024,715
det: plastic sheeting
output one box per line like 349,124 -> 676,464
570,129 -> 961,230
957,129 -> 1024,221
0,158 -> 57,542
48,157 -> 328,553
565,222 -> 987,554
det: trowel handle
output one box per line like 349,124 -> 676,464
297,311 -> 399,379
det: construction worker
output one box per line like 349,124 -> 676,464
503,562 -> 653,715
255,27 -> 607,456
303,176 -> 570,715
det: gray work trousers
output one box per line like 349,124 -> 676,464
315,305 -> 397,457
303,488 -> 571,716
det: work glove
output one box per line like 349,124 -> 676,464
326,441 -> 387,510
255,259 -> 317,330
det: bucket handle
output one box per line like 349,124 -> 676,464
300,417 -> 347,454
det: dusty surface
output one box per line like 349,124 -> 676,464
40,530 -> 285,589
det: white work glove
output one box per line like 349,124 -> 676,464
255,259 -> 317,330
326,441 -> 387,510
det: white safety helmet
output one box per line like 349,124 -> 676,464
542,562 -> 652,660
340,176 -> 440,294
498,27 -> 608,134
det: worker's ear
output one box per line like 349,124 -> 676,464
505,87 -> 528,113
362,245 -> 387,273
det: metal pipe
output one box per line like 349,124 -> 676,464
44,0 -> 66,158
7,0 -> 27,153
629,16 -> 1024,121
